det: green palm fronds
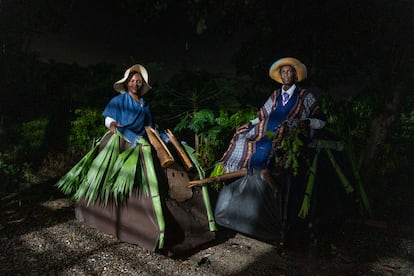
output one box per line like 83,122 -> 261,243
107,145 -> 141,204
183,143 -> 217,231
55,138 -> 102,195
73,132 -> 120,205
209,162 -> 225,177
298,149 -> 320,219
325,149 -> 354,194
139,139 -> 165,249
345,145 -> 373,217
182,143 -> 205,179
207,162 -> 226,191
138,154 -> 149,195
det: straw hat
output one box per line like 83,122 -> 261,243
113,64 -> 152,95
269,57 -> 307,83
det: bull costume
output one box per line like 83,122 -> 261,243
214,57 -> 327,243
56,64 -> 216,255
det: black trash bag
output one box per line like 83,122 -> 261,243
214,171 -> 282,242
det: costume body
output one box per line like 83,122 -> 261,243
102,92 -> 153,144
57,64 -> 217,254
219,85 -> 324,173
215,86 -> 326,242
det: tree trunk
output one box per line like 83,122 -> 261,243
358,85 -> 405,187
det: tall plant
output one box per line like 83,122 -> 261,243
174,108 -> 256,169
68,108 -> 107,154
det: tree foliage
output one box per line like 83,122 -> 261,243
0,0 -> 412,204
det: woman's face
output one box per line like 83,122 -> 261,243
127,73 -> 143,95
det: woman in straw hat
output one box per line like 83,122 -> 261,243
216,57 -> 326,173
103,64 -> 153,145
57,65 -> 218,253
56,64 -> 157,205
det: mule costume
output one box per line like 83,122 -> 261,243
218,85 -> 325,173
214,57 -> 327,242
218,58 -> 326,173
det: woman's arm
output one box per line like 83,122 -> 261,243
105,117 -> 123,133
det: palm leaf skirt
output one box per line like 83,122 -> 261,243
56,131 -> 148,206
55,133 -> 108,196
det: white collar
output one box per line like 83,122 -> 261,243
281,84 -> 296,97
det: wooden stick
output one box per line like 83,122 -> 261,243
188,169 -> 247,187
145,126 -> 175,168
166,129 -> 194,171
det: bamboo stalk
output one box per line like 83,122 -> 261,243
298,149 -> 320,219
188,169 -> 247,187
145,126 -> 174,168
182,143 -> 217,231
325,149 -> 354,193
166,129 -> 194,171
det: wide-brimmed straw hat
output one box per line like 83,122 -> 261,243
113,64 -> 152,95
269,57 -> 307,83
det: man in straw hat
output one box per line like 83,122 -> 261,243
213,57 -> 327,243
216,57 -> 326,173
103,64 -> 153,145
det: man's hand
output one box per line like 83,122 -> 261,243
236,122 -> 251,134
297,119 -> 310,136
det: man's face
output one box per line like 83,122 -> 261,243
127,73 -> 143,94
280,65 -> 297,85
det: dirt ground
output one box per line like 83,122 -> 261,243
1,179 -> 414,275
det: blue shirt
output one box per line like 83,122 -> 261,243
102,93 -> 153,143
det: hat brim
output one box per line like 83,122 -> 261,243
269,57 -> 307,83
113,64 -> 152,95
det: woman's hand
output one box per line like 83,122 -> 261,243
109,121 -> 122,133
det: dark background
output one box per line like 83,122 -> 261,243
0,0 -> 413,203
6,0 -> 412,86
29,0 -> 243,77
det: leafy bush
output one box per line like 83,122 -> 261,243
22,118 -> 49,150
0,152 -> 20,192
175,108 -> 256,169
391,109 -> 414,171
68,108 -> 107,154
4,118 -> 50,164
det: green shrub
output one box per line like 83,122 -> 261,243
0,152 -> 19,192
68,108 -> 107,154
392,110 -> 414,170
22,118 -> 49,150
4,118 -> 49,164
175,108 -> 256,169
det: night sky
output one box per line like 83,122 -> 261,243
3,0 -> 413,85
29,1 -> 239,74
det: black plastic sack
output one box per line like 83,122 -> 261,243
214,171 -> 282,242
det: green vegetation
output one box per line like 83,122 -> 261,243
175,108 -> 257,169
0,51 -> 412,214
68,108 -> 107,154
0,0 -> 412,216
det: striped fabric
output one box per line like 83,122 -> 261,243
218,87 -> 323,173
